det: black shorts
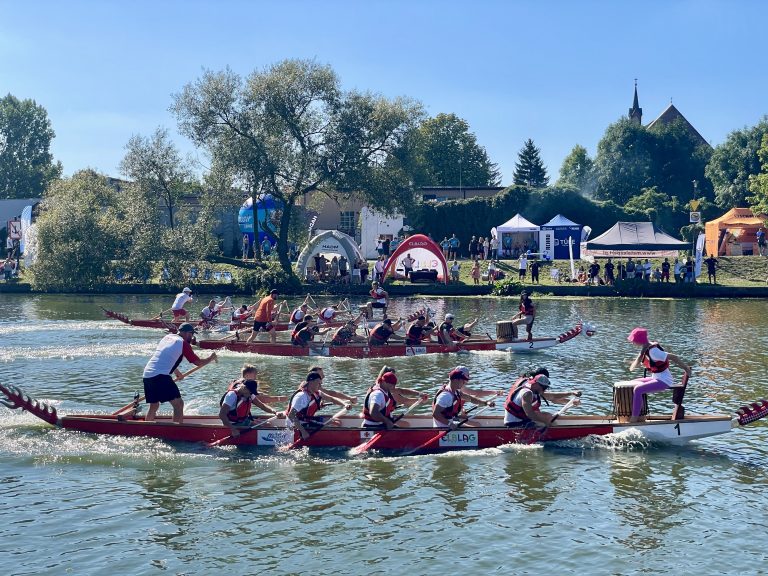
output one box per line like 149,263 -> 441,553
143,374 -> 181,404
253,321 -> 273,332
370,302 -> 386,309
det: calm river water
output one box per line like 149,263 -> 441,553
1,293 -> 767,575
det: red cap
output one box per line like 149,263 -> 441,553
381,372 -> 398,384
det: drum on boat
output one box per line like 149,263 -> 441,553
613,381 -> 648,423
496,321 -> 517,342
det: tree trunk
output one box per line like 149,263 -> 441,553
277,202 -> 294,275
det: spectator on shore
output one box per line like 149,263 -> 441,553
440,237 -> 450,260
468,236 -> 478,260
450,260 -> 461,283
382,237 -> 391,257
482,236 -> 490,260
490,234 -> 499,260
705,255 -> 718,284
616,261 -> 625,281
487,261 -> 498,285
661,258 -> 671,282
684,258 -> 695,283
518,253 -> 528,280
604,258 -> 615,285
673,257 -> 682,283
242,234 -> 250,260
758,227 -> 766,256
471,259 -> 481,285
449,234 -> 460,260
530,259 -> 540,284
626,258 -> 635,279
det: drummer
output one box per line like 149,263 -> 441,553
366,281 -> 389,319
626,327 -> 691,423
503,368 -> 580,428
509,291 -> 536,340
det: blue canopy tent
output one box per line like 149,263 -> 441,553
540,214 -> 583,260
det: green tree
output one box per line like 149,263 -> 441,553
556,144 -> 594,194
513,139 -> 549,188
30,170 -> 120,290
119,127 -> 196,230
747,133 -> 768,216
592,118 -> 654,204
395,113 -> 500,188
172,59 -> 423,274
0,94 -> 62,199
706,117 -> 768,208
116,129 -> 219,281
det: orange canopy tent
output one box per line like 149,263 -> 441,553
705,208 -> 766,256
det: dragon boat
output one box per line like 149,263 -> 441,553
196,321 -> 596,357
101,308 -> 345,334
4,382 -> 763,453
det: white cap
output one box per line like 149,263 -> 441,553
183,287 -> 192,294
445,313 -> 454,320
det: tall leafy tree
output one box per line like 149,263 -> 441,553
119,127 -> 196,230
513,139 -> 549,188
706,117 -> 768,208
31,170 -> 120,290
592,118 -> 654,204
747,134 -> 768,217
117,128 -> 219,281
556,144 -> 594,194
396,113 -> 500,187
0,94 -> 62,199
171,59 -> 423,273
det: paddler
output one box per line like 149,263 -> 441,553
627,327 -> 691,423
318,302 -> 344,324
200,299 -> 222,327
330,317 -> 367,346
362,368 -> 428,430
436,313 -> 466,350
219,374 -> 285,438
142,323 -> 217,424
509,291 -> 536,340
289,302 -> 310,324
405,315 -> 435,345
232,303 -> 253,323
246,289 -> 279,344
309,366 -> 358,405
432,366 -> 496,429
368,318 -> 404,346
286,372 -> 351,440
503,368 -> 580,428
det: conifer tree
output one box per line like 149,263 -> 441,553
513,139 -> 549,188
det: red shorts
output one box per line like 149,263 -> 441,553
172,309 -> 187,318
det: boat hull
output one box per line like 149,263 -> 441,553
4,383 -> 762,453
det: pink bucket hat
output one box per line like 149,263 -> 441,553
627,327 -> 649,345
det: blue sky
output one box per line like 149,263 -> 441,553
2,0 -> 766,185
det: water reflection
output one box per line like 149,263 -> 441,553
608,451 -> 688,551
431,455 -> 469,514
502,450 -> 557,512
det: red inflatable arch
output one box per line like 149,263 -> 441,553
383,234 -> 449,283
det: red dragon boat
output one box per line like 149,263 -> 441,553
101,308 -> 345,334
196,321 -> 596,357
3,383 -> 765,453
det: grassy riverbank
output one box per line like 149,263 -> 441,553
1,255 -> 765,297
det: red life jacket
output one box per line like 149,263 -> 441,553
641,343 -> 670,373
432,386 -> 464,420
219,381 -> 253,424
369,324 -> 391,344
504,380 -> 540,422
331,326 -> 353,346
438,321 -> 460,342
362,385 -> 397,421
520,300 -> 535,315
287,385 -> 322,422
291,321 -> 309,345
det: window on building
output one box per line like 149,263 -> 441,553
339,211 -> 357,236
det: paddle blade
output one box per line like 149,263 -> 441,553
349,432 -> 383,455
208,434 -> 233,447
405,429 -> 449,455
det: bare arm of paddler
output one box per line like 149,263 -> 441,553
542,389 -> 581,405
321,391 -> 353,409
322,388 -> 358,404
250,395 -> 285,417
392,388 -> 428,404
519,389 -> 555,426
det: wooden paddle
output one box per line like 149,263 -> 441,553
208,413 -> 281,447
405,404 -> 493,455
282,406 -> 349,451
349,396 -> 427,455
111,361 -> 216,416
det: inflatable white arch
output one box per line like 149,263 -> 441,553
296,230 -> 365,278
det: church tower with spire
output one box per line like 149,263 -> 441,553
628,80 -> 642,124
